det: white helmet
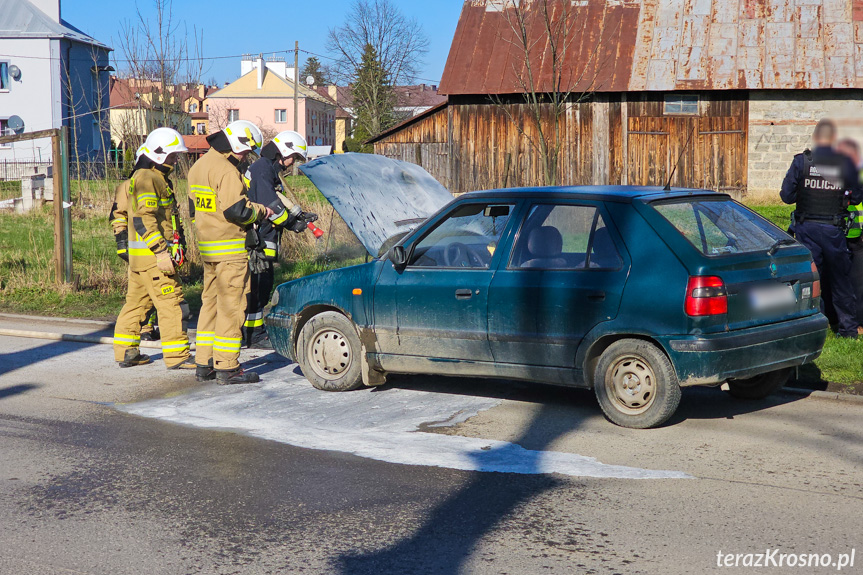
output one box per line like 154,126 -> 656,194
272,131 -> 308,161
224,120 -> 263,155
141,127 -> 188,164
134,144 -> 146,162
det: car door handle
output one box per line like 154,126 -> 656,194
587,291 -> 606,302
455,289 -> 473,300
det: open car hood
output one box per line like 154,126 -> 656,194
299,154 -> 453,255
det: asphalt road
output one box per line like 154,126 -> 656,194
0,316 -> 862,575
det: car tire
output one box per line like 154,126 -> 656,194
296,311 -> 364,392
594,339 -> 681,429
726,368 -> 792,400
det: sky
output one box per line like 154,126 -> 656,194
61,0 -> 465,86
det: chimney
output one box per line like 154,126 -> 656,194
328,85 -> 338,102
257,54 -> 265,90
30,0 -> 61,22
198,85 -> 205,99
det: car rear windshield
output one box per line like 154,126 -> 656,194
653,198 -> 789,257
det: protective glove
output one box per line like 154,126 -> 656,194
154,250 -> 175,276
115,232 -> 129,263
248,249 -> 270,274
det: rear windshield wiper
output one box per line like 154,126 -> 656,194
767,238 -> 797,256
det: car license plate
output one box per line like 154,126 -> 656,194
750,284 -> 797,311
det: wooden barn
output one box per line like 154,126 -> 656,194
370,0 -> 863,201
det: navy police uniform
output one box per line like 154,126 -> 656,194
781,145 -> 863,337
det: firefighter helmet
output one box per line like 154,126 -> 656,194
224,120 -> 263,155
272,131 -> 308,161
140,128 -> 188,165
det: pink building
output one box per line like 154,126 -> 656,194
207,56 -> 336,147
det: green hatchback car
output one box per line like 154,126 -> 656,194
266,155 -> 827,428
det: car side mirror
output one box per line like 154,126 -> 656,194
390,245 -> 408,269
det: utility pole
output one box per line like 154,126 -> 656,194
293,41 -> 300,176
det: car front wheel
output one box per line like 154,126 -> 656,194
296,311 -> 364,392
726,368 -> 792,400
594,339 -> 682,429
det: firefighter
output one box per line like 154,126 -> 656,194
188,120 -> 273,384
781,119 -> 863,338
837,138 -> 863,325
112,128 -> 195,368
243,131 -> 318,349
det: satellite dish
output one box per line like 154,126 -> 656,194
7,115 -> 24,133
306,75 -> 316,86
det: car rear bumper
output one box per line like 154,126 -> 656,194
661,313 -> 828,386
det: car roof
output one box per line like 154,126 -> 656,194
459,185 -> 727,203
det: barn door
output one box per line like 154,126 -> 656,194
698,117 -> 747,197
627,117 -> 669,187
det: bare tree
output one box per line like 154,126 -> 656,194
207,99 -> 238,133
494,0 -> 611,186
327,0 -> 429,86
114,0 -> 206,138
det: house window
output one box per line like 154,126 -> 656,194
664,94 -> 699,115
190,102 -> 198,113
275,109 -> 287,123
227,109 -> 240,122
92,121 -> 102,151
197,123 -> 205,134
0,62 -> 9,91
0,118 -> 10,148
205,104 -> 210,113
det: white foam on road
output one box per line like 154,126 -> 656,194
120,369 -> 690,480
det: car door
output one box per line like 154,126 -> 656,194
487,201 -> 630,368
374,201 -> 517,362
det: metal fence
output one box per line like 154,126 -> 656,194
0,160 -> 52,181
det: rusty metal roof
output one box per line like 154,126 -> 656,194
439,0 -> 863,95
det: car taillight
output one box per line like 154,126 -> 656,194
811,262 -> 821,299
685,276 -> 728,316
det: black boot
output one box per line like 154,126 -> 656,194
216,367 -> 260,385
196,358 -> 216,382
119,348 -> 151,368
140,328 -> 160,342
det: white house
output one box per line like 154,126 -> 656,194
0,0 -> 112,167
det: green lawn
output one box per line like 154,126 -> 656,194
0,194 -> 859,388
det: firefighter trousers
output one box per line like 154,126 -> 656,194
114,267 -> 190,367
243,260 -> 275,344
195,260 -> 250,371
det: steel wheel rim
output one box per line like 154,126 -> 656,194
309,328 -> 352,380
606,355 -> 657,415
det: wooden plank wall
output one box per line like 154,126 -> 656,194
373,92 -> 749,197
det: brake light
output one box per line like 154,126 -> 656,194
811,262 -> 821,299
685,276 -> 728,316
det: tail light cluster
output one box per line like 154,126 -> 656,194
811,262 -> 821,299
685,276 -> 728,317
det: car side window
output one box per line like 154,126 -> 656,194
510,204 -> 622,270
409,203 -> 514,268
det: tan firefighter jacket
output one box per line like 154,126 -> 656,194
126,167 -> 175,272
187,148 -> 267,263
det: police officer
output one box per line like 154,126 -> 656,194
781,119 -> 863,338
837,137 -> 863,325
188,120 -> 273,384
243,131 -> 318,349
113,128 -> 196,368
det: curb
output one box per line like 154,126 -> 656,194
781,386 -> 863,405
0,312 -> 115,327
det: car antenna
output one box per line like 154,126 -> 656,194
664,126 -> 697,192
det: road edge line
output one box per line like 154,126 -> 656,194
781,386 -> 863,404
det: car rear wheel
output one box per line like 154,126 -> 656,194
726,368 -> 792,400
594,339 -> 681,429
296,311 -> 364,392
